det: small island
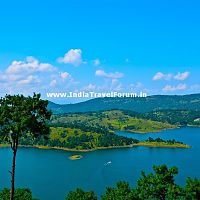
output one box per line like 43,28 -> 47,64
69,155 -> 83,160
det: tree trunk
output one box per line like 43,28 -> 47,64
10,140 -> 18,200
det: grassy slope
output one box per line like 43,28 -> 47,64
51,110 -> 176,133
50,127 -> 99,150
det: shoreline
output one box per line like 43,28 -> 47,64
0,126 -> 194,152
123,126 -> 179,134
120,125 -> 200,134
135,142 -> 190,148
0,141 -> 190,153
0,144 -> 135,152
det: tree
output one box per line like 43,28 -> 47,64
185,177 -> 200,199
101,181 -> 137,200
0,94 -> 51,200
0,188 -> 38,200
136,164 -> 180,200
65,188 -> 97,200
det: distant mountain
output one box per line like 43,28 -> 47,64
47,93 -> 200,114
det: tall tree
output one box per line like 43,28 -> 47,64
0,93 -> 51,200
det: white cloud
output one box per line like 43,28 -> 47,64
162,84 -> 187,92
153,71 -> 190,81
60,72 -> 70,79
95,70 -> 124,79
153,72 -> 172,81
93,59 -> 101,66
0,56 -> 57,94
17,75 -> 39,85
95,79 -> 123,92
0,56 -> 80,95
0,72 -> 23,83
6,56 -> 55,74
57,49 -> 85,66
174,71 -> 189,80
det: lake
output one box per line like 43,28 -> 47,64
0,127 -> 200,200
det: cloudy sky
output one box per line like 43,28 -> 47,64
0,0 -> 200,103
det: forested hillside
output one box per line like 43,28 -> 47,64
143,110 -> 200,126
48,93 -> 200,114
16,110 -> 191,151
50,110 -> 175,133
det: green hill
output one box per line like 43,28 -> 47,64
50,110 -> 176,133
48,93 -> 200,114
18,110 -> 185,151
143,110 -> 200,126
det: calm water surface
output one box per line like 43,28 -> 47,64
0,127 -> 200,200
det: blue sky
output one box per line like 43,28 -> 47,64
0,0 -> 200,103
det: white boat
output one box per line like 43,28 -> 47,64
104,161 -> 112,166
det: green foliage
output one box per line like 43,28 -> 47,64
50,110 -> 175,134
0,94 -> 51,200
0,188 -> 37,200
101,181 -> 137,200
146,137 -> 184,144
66,165 -> 200,200
185,178 -> 200,199
136,165 -> 181,200
65,188 -> 97,200
16,109 -> 190,150
19,127 -> 138,150
0,93 -> 51,145
97,133 -> 138,147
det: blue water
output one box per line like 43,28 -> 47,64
0,127 -> 200,200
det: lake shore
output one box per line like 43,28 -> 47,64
0,141 -> 190,153
135,142 -> 191,148
124,126 -> 179,134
